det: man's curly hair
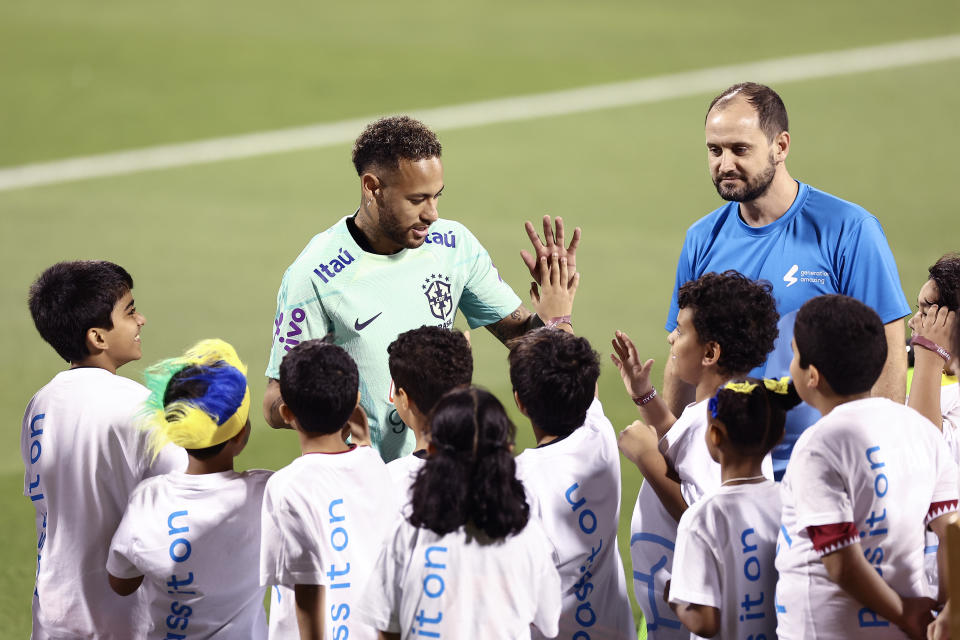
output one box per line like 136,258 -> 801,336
352,116 -> 442,176
677,270 -> 779,376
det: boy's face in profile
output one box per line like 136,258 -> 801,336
788,338 -> 811,405
99,290 -> 146,369
669,306 -> 706,385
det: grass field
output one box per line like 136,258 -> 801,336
2,1 -> 959,636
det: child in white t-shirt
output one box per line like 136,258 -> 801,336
107,339 -> 271,639
260,339 -> 397,639
777,294 -> 958,639
357,386 -> 562,639
22,260 -> 186,639
386,326 -> 473,513
506,254 -> 633,640
668,377 -> 800,639
612,270 -> 780,640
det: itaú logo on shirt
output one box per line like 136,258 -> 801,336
783,265 -> 827,287
313,248 -> 356,284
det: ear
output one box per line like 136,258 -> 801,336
394,386 -> 409,413
513,390 -> 528,417
806,363 -> 822,391
361,173 -> 382,201
354,390 -> 361,410
86,327 -> 109,353
278,403 -> 298,429
701,341 -> 721,368
231,421 -> 252,454
707,423 -> 724,447
773,130 -> 790,163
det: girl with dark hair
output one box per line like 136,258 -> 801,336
357,386 -> 561,639
667,378 -> 800,639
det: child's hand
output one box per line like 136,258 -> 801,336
911,304 -> 956,355
530,253 -> 579,324
344,405 -> 371,447
897,596 -> 936,640
617,419 -> 660,467
611,330 -> 655,400
926,602 -> 949,640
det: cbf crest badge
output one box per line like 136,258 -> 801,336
422,274 -> 453,321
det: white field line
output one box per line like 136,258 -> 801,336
2,34 -> 959,192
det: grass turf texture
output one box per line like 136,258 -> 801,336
2,1 -> 959,635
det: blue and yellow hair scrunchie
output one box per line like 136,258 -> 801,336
141,339 -> 251,458
708,377 -> 792,418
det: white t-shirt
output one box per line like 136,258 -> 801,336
629,399 -> 715,640
670,480 -> 781,640
940,381 -> 960,463
107,469 -> 272,639
515,396 -> 634,640
776,398 -> 959,639
260,446 -> 398,640
386,451 -> 426,517
356,517 -> 562,639
21,368 -> 187,640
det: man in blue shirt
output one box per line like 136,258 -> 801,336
663,83 -> 910,479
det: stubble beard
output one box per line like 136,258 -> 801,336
713,154 -> 777,203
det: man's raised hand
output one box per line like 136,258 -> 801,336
521,215 -> 580,286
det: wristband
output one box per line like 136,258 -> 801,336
633,387 -> 657,406
911,335 -> 952,362
546,315 -> 573,330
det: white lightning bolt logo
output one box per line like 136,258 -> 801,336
784,264 -> 799,287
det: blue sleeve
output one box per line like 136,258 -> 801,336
837,216 -> 910,324
666,233 -> 696,332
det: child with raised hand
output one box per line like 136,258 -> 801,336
509,254 -> 634,638
777,294 -> 958,640
356,386 -> 562,639
107,339 -> 271,639
22,260 -> 187,639
386,326 -> 473,513
260,339 -> 396,640
610,270 -> 779,640
668,377 -> 800,639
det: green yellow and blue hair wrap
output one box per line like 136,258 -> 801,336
141,338 -> 251,457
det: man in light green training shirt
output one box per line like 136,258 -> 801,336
263,115 -> 579,461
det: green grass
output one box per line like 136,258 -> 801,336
2,0 -> 959,635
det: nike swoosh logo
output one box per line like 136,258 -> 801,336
354,312 -> 382,331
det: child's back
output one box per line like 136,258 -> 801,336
23,367 -> 185,637
515,396 -> 634,640
109,469 -> 272,639
777,398 -> 956,638
261,441 -> 396,639
672,480 -> 780,638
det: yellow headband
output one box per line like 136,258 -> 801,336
142,339 -> 251,457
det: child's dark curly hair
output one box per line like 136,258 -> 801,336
678,270 -> 779,376
928,253 -> 960,311
710,377 -> 801,456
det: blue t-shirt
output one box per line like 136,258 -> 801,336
667,182 -> 910,477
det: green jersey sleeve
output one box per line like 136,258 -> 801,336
453,225 -> 522,329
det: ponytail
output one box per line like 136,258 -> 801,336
409,387 -> 529,538
709,377 -> 801,455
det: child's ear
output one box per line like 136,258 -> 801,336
278,403 -> 298,429
513,390 -> 528,417
806,363 -> 822,392
231,420 -> 252,454
86,327 -> 108,353
395,387 -> 409,413
702,341 -> 721,367
708,423 -> 723,447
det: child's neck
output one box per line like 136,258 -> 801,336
405,417 -> 430,453
719,453 -> 766,485
299,430 -> 351,455
70,354 -> 123,375
186,456 -> 235,475
532,424 -> 558,447
694,368 -> 740,402
812,390 -> 872,417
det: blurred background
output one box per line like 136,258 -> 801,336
2,0 -> 959,634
